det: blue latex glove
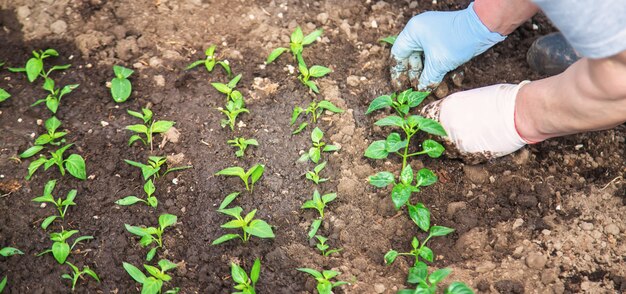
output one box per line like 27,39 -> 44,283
391,3 -> 506,90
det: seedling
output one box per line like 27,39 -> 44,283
305,161 -> 328,184
296,55 -> 331,94
31,77 -> 79,113
212,206 -> 274,245
8,48 -> 70,82
379,35 -> 397,46
126,108 -> 175,150
230,258 -> 261,294
302,189 -> 337,238
32,180 -> 78,229
19,116 -> 67,159
0,247 -> 23,293
215,164 -> 264,192
298,127 -> 339,164
62,262 -> 100,291
186,45 -> 231,76
37,229 -> 93,264
218,98 -> 249,130
395,263 -> 473,294
24,143 -> 86,180
116,179 -> 159,208
366,88 -> 429,117
123,259 -> 180,294
291,100 -> 343,135
297,268 -> 348,294
370,165 -> 439,210
212,74 -> 242,102
266,26 -> 323,63
227,137 -> 258,157
125,156 -> 192,181
125,214 -> 177,261
314,235 -> 342,257
0,88 -> 10,102
110,65 -> 134,103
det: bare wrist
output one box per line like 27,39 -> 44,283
473,0 -> 538,36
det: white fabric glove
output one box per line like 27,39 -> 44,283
422,82 -> 531,161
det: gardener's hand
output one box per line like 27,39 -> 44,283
421,82 -> 531,163
391,3 -> 505,91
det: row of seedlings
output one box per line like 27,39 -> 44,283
110,64 -> 190,293
267,26 -> 350,293
189,45 -> 273,293
11,49 -> 97,291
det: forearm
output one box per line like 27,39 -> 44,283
516,51 -> 626,142
473,0 -> 539,35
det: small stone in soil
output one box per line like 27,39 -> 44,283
526,252 -> 547,269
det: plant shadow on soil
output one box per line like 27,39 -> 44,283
1,2 -> 626,293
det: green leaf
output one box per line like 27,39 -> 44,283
429,268 -> 452,284
322,145 -> 339,152
266,47 -> 288,64
116,196 -> 145,206
408,203 -> 430,232
231,263 -> 248,284
126,124 -> 148,133
45,116 -> 62,132
378,35 -> 397,45
408,91 -> 429,107
297,268 -> 323,279
375,115 -> 404,128
305,80 -> 319,93
422,140 -> 445,158
317,100 -> 343,113
158,214 -> 178,229
218,206 -> 243,218
302,28 -> 323,45
142,277 -> 163,294
391,184 -> 412,209
245,220 -> 275,239
429,226 -> 455,237
291,106 -> 304,125
419,246 -> 434,262
219,192 -> 240,210
311,127 -> 324,143
146,247 -> 157,262
416,168 -> 438,187
364,140 -> 388,159
368,172 -> 395,187
308,219 -> 322,239
0,247 -> 24,257
385,133 -> 407,153
26,58 -> 43,82
151,121 -> 175,133
0,88 -> 11,102
83,267 -> 100,282
113,65 -> 134,78
65,154 -> 86,180
248,164 -> 265,185
125,224 -> 151,237
250,258 -> 261,284
0,276 -> 7,292
212,82 -> 231,94
158,259 -> 178,272
445,282 -> 475,294
227,74 -> 243,89
407,262 -> 429,284
419,118 -> 447,137
291,26 -> 304,44
20,145 -> 44,158
111,78 -> 132,103
384,250 -> 398,265
216,167 -> 245,178
309,65 -> 331,78
41,215 -> 58,229
309,147 -> 321,164
185,60 -> 205,70
400,165 -> 413,185
52,242 -> 70,264
212,234 -> 241,245
26,157 -> 47,180
366,95 -> 393,114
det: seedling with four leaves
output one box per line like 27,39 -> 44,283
126,108 -> 175,150
123,259 -> 180,294
32,77 -> 79,113
291,100 -> 343,135
125,214 -> 178,261
266,26 -> 323,63
32,180 -> 78,229
0,247 -> 24,293
298,127 -> 339,164
24,143 -> 86,181
62,262 -> 100,291
186,45 -> 231,77
8,48 -> 70,82
215,164 -> 264,192
212,206 -> 275,245
227,137 -> 258,158
218,98 -> 249,130
230,258 -> 261,294
305,161 -> 328,185
125,156 -> 192,182
110,65 -> 134,103
297,268 -> 348,294
212,74 -> 243,102
302,189 -> 337,238
116,179 -> 159,208
18,116 -> 68,159
37,229 -> 93,264
314,235 -> 342,257
296,55 -> 331,94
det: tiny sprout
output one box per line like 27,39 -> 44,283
32,180 -> 78,229
125,156 -> 192,181
212,74 -> 243,102
110,65 -> 134,103
33,77 -> 79,113
8,48 -> 70,82
62,262 -> 100,291
314,235 -> 342,257
305,161 -> 328,185
123,259 -> 180,294
116,179 -> 159,208
230,258 -> 261,294
266,26 -> 323,63
291,100 -> 343,135
297,268 -> 349,294
186,45 -> 232,77
37,229 -> 93,264
302,189 -> 337,238
125,214 -> 177,261
227,137 -> 258,157
298,127 -> 339,164
126,108 -> 175,150
215,164 -> 264,192
19,116 -> 67,159
212,207 -> 275,245
296,55 -> 331,94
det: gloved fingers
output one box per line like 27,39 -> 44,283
390,15 -> 426,59
389,54 -> 410,91
417,54 -> 449,91
407,52 -> 423,89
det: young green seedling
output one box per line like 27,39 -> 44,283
8,48 -> 70,82
62,262 -> 100,291
32,180 -> 78,229
37,229 -> 93,264
212,206 -> 275,245
227,137 -> 258,157
302,189 -> 337,238
266,26 -> 323,63
296,55 -> 331,94
19,116 -> 68,159
126,108 -> 175,150
116,179 -> 159,208
125,156 -> 192,181
314,235 -> 342,257
0,247 -> 23,293
379,35 -> 397,46
0,88 -> 10,103
395,262 -> 473,294
212,74 -> 243,102
24,143 -> 86,180
110,65 -> 134,103
369,165 -> 439,209
305,161 -> 328,185
215,164 -> 264,192
297,268 -> 349,294
123,259 -> 180,294
291,100 -> 343,134
32,77 -> 79,113
125,214 -> 177,261
230,258 -> 261,294
298,127 -> 339,164
218,98 -> 249,131
366,88 -> 430,117
186,45 -> 232,76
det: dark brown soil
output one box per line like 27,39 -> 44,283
1,1 -> 624,293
